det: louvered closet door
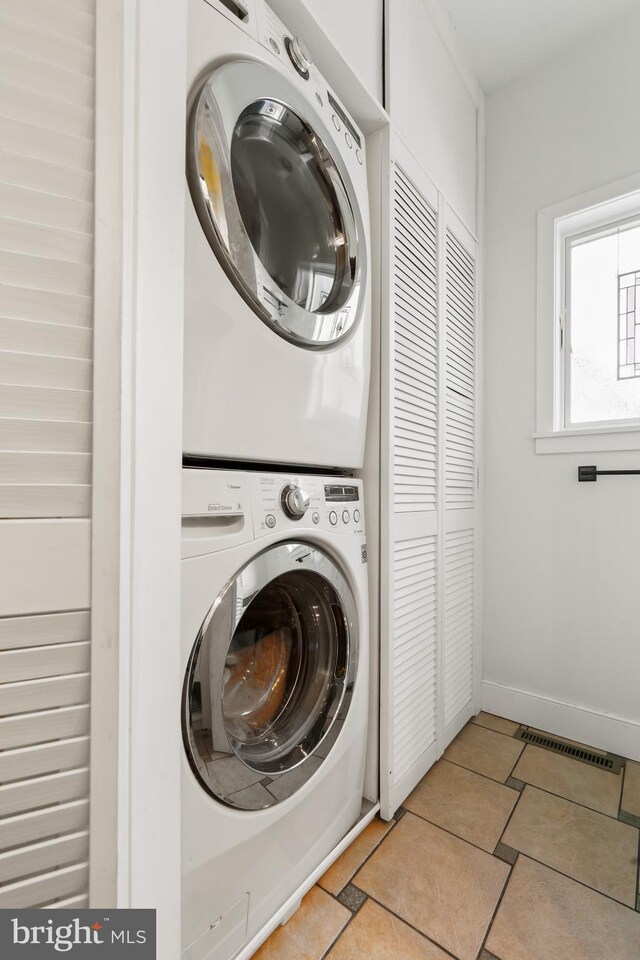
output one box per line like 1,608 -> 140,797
0,0 -> 95,909
380,135 -> 440,819
440,206 -> 478,745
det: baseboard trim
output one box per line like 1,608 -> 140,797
482,680 -> 640,762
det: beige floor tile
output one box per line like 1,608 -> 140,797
443,722 -> 524,782
354,812 -> 509,960
405,759 -> 519,852
326,899 -> 450,960
487,856 -> 640,960
473,711 -> 520,736
253,886 -> 349,960
503,785 -> 638,906
318,817 -> 394,895
512,745 -> 622,816
622,760 -> 640,818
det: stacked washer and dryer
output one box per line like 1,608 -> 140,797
181,1 -> 372,958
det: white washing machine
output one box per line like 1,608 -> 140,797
183,0 -> 371,469
181,467 -> 369,959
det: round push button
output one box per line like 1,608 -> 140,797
332,114 -> 341,131
269,37 -> 280,55
265,514 -> 276,528
312,511 -> 320,525
342,510 -> 350,524
353,509 -> 360,523
344,132 -> 352,149
329,510 -> 338,526
355,149 -> 363,165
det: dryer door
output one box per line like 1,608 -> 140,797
186,59 -> 366,348
183,541 -> 359,810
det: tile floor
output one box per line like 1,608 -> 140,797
254,713 -> 640,960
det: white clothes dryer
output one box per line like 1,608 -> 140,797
183,0 -> 371,469
181,467 -> 369,959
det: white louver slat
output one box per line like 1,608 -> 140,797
392,536 -> 437,785
380,137 -> 440,819
0,612 -> 91,902
441,208 -> 478,744
445,228 -> 476,510
0,0 -> 95,909
393,166 -> 438,513
443,529 -> 474,726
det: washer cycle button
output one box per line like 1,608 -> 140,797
312,511 -> 320,525
265,514 -> 276,528
342,510 -> 350,524
329,510 -> 338,526
353,509 -> 361,523
332,115 -> 341,132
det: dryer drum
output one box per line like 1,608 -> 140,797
186,59 -> 366,348
182,541 -> 359,810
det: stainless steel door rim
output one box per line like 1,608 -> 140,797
182,541 -> 359,810
187,59 -> 366,348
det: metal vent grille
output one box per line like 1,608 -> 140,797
514,727 -> 624,774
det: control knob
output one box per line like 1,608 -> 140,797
286,35 -> 312,77
280,483 -> 310,521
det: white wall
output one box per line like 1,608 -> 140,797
300,0 -> 383,101
483,11 -> 640,757
387,0 -> 481,233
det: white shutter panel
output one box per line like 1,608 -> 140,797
442,208 -> 478,742
380,135 -> 439,819
0,0 -> 95,909
0,0 -> 94,517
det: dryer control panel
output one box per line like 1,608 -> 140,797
254,1 -> 366,172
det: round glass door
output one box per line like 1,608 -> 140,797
182,542 -> 359,810
186,60 -> 366,348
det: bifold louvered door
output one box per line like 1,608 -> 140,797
0,0 -> 95,909
379,133 -> 480,819
441,207 -> 478,745
380,137 -> 440,819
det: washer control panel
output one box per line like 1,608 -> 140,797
254,473 -> 364,537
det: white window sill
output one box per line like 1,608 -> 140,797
534,425 -> 640,455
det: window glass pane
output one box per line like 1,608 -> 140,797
569,224 -> 640,423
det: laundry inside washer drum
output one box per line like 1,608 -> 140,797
183,564 -> 356,809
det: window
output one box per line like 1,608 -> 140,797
618,270 -> 640,380
564,219 -> 640,426
536,176 -> 640,453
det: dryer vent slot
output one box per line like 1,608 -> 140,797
216,0 -> 249,22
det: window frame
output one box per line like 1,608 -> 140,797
535,173 -> 640,454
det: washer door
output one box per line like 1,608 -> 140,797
186,59 -> 366,348
183,542 -> 359,810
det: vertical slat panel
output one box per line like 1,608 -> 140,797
442,210 -> 478,743
443,529 -> 474,725
381,137 -> 440,819
392,536 -> 437,782
445,228 -> 476,509
0,0 -> 95,909
393,165 -> 438,513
